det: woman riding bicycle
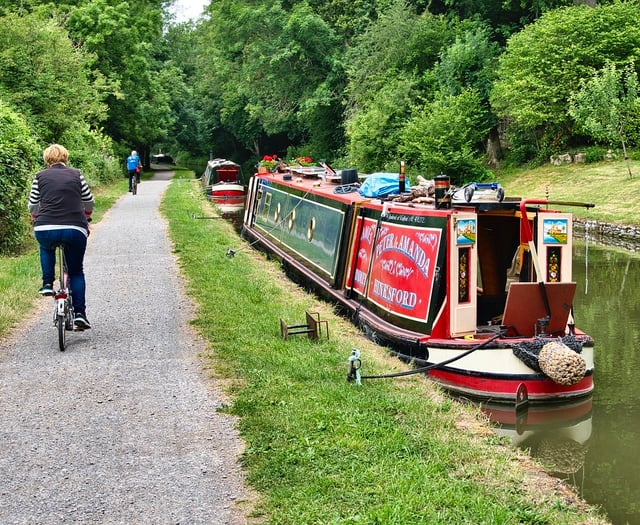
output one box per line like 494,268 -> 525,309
28,144 -> 94,330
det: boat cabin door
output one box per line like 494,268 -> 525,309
449,213 -> 478,337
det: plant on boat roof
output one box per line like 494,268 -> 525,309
259,154 -> 279,169
290,156 -> 313,167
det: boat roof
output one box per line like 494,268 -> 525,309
255,170 -> 526,212
208,158 -> 240,169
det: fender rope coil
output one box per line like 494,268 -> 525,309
512,336 -> 586,385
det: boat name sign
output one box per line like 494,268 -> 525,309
350,218 -> 442,319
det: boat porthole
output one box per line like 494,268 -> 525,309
307,217 -> 316,241
288,210 -> 296,231
274,202 -> 281,222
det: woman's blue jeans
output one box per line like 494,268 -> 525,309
35,229 -> 88,314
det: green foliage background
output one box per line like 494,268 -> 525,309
0,101 -> 39,253
2,0 -> 640,253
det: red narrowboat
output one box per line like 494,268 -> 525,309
241,166 -> 595,404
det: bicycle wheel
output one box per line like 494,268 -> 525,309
65,301 -> 75,331
57,311 -> 66,351
57,245 -> 68,351
132,176 -> 137,195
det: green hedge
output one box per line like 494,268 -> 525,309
0,101 -> 39,254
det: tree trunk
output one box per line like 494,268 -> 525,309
485,128 -> 503,168
620,136 -> 633,178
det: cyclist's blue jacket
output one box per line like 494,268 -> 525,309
127,154 -> 140,171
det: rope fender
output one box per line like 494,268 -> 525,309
512,336 -> 586,385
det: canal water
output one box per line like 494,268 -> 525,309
484,239 -> 640,525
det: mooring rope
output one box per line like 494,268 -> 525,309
348,333 -> 501,382
225,186 -> 314,258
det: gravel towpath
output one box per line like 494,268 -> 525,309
0,171 -> 252,524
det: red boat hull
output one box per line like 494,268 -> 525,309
209,183 -> 245,212
427,367 -> 593,402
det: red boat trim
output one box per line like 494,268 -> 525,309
428,367 -> 594,402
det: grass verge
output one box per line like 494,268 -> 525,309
161,172 -> 609,524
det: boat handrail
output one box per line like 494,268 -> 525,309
518,199 -> 595,244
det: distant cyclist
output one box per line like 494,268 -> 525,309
28,144 -> 94,330
126,150 -> 142,192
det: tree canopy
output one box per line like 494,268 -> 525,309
491,2 -> 640,157
4,0 -> 640,254
0,11 -> 107,143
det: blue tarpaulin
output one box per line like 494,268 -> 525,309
357,173 -> 400,198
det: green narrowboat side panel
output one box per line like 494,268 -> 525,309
254,181 -> 347,279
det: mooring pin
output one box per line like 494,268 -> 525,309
347,348 -> 362,386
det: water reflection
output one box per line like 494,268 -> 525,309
480,398 -> 593,496
450,239 -> 640,524
572,240 -> 640,525
469,240 -> 640,525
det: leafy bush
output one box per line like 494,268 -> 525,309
400,88 -> 492,184
60,126 -> 120,185
0,13 -> 108,145
0,101 -> 39,254
346,79 -> 414,172
583,146 -> 609,164
492,3 -> 640,158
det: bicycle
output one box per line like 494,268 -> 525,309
52,243 -> 75,351
131,171 -> 138,195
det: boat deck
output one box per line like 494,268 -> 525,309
257,170 -> 447,213
261,170 -> 369,204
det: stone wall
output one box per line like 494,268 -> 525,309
574,218 -> 640,251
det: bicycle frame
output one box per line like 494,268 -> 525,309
53,243 -> 74,351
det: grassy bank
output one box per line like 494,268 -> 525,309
161,171 -> 608,524
496,159 -> 640,224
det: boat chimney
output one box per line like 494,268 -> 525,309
399,161 -> 406,193
341,168 -> 358,185
435,173 -> 451,209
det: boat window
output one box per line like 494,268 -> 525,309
274,202 -> 281,222
262,192 -> 271,219
288,209 -> 296,231
307,217 -> 316,241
